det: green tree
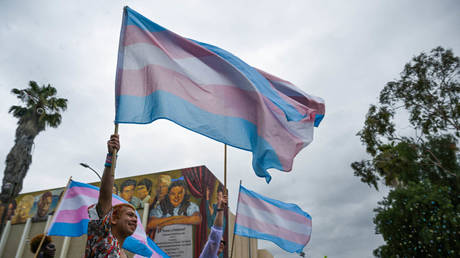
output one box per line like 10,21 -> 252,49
0,81 -> 67,219
351,47 -> 459,257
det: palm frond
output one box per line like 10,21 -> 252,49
44,113 -> 62,128
8,105 -> 28,118
10,81 -> 67,130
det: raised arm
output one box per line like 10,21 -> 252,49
97,134 -> 119,217
214,194 -> 227,228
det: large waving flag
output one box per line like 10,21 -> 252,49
115,6 -> 325,182
47,180 -> 168,258
234,185 -> 312,254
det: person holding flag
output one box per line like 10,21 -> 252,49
199,192 -> 227,258
85,134 -> 138,258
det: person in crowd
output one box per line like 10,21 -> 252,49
85,134 -> 138,258
30,234 -> 56,258
147,179 -> 201,237
199,193 -> 227,258
136,178 -> 153,208
11,195 -> 34,224
32,191 -> 53,222
120,179 -> 141,209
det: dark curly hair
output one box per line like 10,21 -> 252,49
30,234 -> 52,253
160,180 -> 191,216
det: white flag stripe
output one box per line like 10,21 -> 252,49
58,194 -> 97,211
122,43 -> 254,90
237,202 -> 312,236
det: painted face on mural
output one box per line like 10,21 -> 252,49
7,202 -> 16,219
15,195 -> 34,220
135,185 -> 149,200
121,185 -> 135,202
169,186 -> 185,208
37,195 -> 52,217
158,182 -> 169,199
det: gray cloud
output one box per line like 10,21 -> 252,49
1,0 -> 459,257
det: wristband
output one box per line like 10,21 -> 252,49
217,208 -> 224,212
105,153 -> 114,167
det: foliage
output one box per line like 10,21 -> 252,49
9,81 -> 68,130
351,47 -> 460,257
352,47 -> 459,190
373,181 -> 459,257
0,81 -> 67,222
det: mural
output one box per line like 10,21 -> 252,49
6,165 -> 227,258
3,187 -> 64,225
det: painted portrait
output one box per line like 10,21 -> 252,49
31,191 -> 53,222
136,178 -> 153,208
11,195 -> 34,224
148,178 -> 201,227
119,179 -> 141,209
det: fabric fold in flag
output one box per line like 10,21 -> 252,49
234,185 -> 312,253
115,6 -> 325,182
47,180 -> 168,257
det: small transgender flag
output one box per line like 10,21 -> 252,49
47,180 -> 168,257
234,185 -> 312,254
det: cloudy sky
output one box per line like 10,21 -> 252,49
1,0 -> 459,257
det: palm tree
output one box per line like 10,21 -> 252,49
0,81 -> 67,225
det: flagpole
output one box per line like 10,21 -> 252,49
111,123 -> 119,177
224,144 -> 227,189
230,180 -> 242,258
34,176 -> 72,258
224,144 -> 228,257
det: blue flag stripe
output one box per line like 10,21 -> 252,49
234,224 -> 305,253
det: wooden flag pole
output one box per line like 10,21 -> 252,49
111,124 -> 119,177
230,180 -> 242,258
34,176 -> 72,258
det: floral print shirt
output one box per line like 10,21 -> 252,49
85,204 -> 122,258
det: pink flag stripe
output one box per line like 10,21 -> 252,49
236,213 -> 309,245
239,191 -> 309,224
123,25 -> 214,59
65,186 -> 127,206
65,186 -> 99,199
54,205 -> 90,223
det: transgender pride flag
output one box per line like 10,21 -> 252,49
115,7 -> 325,183
47,180 -> 168,258
234,185 -> 312,254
